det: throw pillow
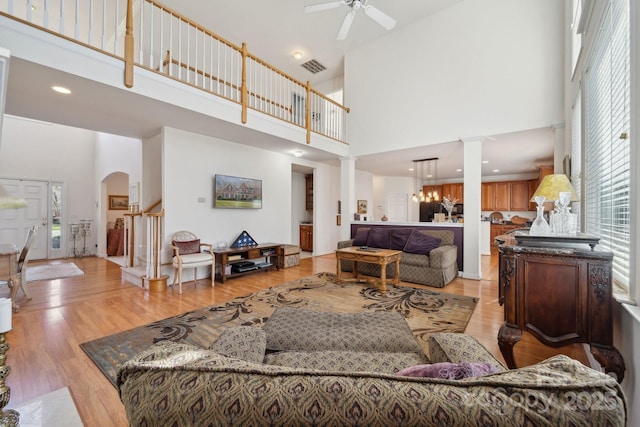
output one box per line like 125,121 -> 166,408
366,227 -> 390,249
208,326 -> 267,364
403,231 -> 441,255
172,239 -> 201,255
352,228 -> 370,246
396,362 -> 501,379
389,228 -> 414,250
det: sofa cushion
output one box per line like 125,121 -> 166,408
172,239 -> 200,255
396,361 -> 500,379
366,227 -> 390,248
208,326 -> 266,364
389,228 -> 414,250
352,228 -> 370,246
428,333 -> 506,370
262,307 -> 423,353
265,350 -> 428,373
404,230 -> 441,255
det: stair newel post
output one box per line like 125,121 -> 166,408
143,210 -> 168,292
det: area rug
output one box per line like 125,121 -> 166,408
80,272 -> 478,386
25,262 -> 84,282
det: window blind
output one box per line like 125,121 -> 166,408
584,0 -> 630,289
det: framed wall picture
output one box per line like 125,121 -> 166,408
129,182 -> 140,205
214,174 -> 262,209
109,195 -> 129,210
357,200 -> 367,214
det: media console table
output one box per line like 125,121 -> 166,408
213,243 -> 282,283
497,241 -> 625,382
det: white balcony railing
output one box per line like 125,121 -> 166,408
1,0 -> 349,143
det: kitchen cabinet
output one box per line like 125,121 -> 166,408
483,182 -> 510,211
441,183 -> 463,203
494,182 -> 510,210
481,183 -> 495,211
509,181 -> 530,211
305,175 -> 313,211
300,224 -> 313,252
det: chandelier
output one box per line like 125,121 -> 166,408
412,157 -> 439,203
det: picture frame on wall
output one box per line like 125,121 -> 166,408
129,182 -> 140,205
357,200 -> 367,214
109,195 -> 129,210
213,174 -> 262,209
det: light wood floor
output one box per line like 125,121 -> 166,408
4,252 -> 588,426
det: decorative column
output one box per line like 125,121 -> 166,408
460,136 -> 490,280
339,156 -> 356,241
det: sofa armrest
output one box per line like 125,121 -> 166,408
337,239 -> 354,249
429,245 -> 457,268
428,333 -> 506,370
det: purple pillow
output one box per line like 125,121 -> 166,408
389,228 -> 414,250
366,228 -> 390,249
403,231 -> 441,255
396,362 -> 501,379
352,228 -> 370,246
173,239 -> 201,255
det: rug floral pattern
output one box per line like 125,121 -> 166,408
80,272 -> 478,386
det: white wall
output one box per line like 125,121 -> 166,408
95,132 -> 142,257
162,127 -> 340,257
0,115 -> 96,255
345,0 -> 564,156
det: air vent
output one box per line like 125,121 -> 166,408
301,59 -> 326,74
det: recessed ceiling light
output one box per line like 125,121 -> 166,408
482,160 -> 489,164
52,86 -> 71,94
456,169 -> 462,172
409,168 -> 414,171
293,51 -> 303,60
493,169 -> 500,173
293,150 -> 303,157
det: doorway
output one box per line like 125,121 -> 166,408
0,178 -> 54,260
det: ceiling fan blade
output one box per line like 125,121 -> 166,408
337,10 -> 356,40
304,1 -> 344,13
364,5 -> 396,30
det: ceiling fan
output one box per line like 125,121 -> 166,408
304,0 -> 397,40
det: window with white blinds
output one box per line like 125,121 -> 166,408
584,0 -> 630,291
571,90 -> 581,226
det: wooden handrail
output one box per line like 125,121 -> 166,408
3,0 -> 350,143
144,199 -> 162,214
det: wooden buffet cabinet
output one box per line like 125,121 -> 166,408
497,242 -> 625,382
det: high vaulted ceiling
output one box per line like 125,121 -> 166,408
159,0 -> 464,86
2,0 -> 555,180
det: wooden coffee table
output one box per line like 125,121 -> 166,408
335,247 -> 402,294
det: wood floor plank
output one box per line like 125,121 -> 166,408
3,253 -> 587,426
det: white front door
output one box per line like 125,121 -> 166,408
387,193 -> 408,222
0,178 -> 48,260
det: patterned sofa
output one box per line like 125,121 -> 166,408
117,308 -> 627,426
338,227 -> 458,287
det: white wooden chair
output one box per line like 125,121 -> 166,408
170,231 -> 214,294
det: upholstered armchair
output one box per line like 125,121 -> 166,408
170,231 -> 214,294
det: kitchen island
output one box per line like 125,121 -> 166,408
350,221 -> 463,271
